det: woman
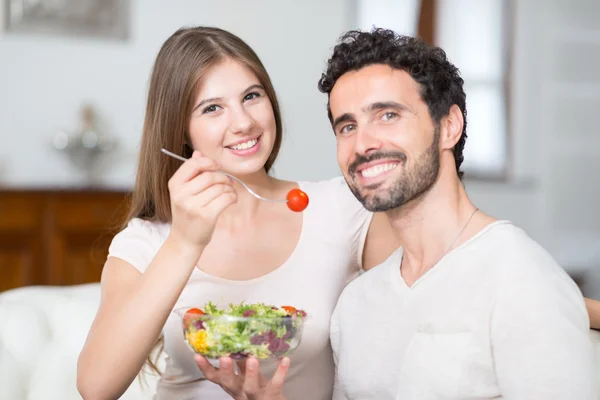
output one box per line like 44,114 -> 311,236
76,26 -> 394,400
76,26 -> 600,400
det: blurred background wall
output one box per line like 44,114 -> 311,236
0,0 -> 599,297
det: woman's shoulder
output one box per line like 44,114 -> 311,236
298,176 -> 372,227
107,217 -> 170,273
110,217 -> 171,253
299,176 -> 374,269
299,176 -> 364,210
298,176 -> 350,198
122,217 -> 170,238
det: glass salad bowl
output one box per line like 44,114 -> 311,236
173,302 -> 307,360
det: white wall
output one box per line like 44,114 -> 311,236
355,0 -> 420,36
0,0 -> 351,188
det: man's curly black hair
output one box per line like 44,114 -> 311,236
318,28 -> 468,180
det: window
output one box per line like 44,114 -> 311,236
354,0 -> 510,178
435,0 -> 509,178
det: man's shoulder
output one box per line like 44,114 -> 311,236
483,222 -> 563,272
337,251 -> 400,307
350,262 -> 391,288
476,222 -> 578,294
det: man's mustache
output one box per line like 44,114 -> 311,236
348,151 -> 407,176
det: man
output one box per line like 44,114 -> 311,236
195,28 -> 596,399
319,28 -> 596,399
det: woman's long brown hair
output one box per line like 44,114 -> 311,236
125,26 -> 284,376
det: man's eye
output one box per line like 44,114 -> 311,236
244,92 -> 260,101
382,112 -> 398,121
339,124 -> 356,134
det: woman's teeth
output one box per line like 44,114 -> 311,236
361,163 -> 398,178
229,138 -> 258,150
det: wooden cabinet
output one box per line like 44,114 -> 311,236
0,189 -> 129,292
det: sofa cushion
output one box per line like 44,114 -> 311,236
0,284 -> 161,400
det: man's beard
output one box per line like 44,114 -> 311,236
346,126 -> 441,212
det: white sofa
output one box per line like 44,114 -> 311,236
0,283 -> 163,400
1,283 -> 600,399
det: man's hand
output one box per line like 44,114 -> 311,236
195,355 -> 289,400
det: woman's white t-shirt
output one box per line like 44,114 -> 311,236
107,177 -> 372,400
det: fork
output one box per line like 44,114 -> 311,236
160,148 -> 287,203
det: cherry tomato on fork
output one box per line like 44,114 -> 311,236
286,188 -> 309,212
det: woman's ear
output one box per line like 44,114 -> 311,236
440,104 -> 464,150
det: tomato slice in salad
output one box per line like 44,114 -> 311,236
281,305 -> 297,315
184,307 -> 205,328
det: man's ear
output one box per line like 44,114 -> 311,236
440,104 -> 464,150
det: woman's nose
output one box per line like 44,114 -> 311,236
230,106 -> 255,134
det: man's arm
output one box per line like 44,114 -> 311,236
491,264 -> 596,399
362,212 -> 399,270
585,298 -> 600,330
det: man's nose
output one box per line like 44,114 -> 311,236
354,126 -> 383,155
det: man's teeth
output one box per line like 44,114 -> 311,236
229,138 -> 258,150
361,163 -> 398,178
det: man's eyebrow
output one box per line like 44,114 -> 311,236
331,101 -> 411,130
363,101 -> 410,113
332,113 -> 355,131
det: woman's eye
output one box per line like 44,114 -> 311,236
202,104 -> 221,114
244,92 -> 260,101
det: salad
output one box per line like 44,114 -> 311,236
180,301 -> 307,360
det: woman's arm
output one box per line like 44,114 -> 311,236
77,236 -> 203,400
77,153 -> 237,399
585,297 -> 600,330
